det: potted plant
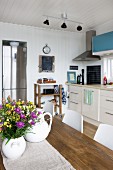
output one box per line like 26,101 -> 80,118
0,96 -> 42,159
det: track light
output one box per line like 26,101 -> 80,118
43,13 -> 83,31
43,19 -> 49,25
61,22 -> 67,28
77,25 -> 82,31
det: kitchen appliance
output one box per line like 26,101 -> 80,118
73,30 -> 101,61
2,41 -> 27,101
87,65 -> 101,84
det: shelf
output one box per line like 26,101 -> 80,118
41,93 -> 60,96
34,83 -> 57,86
34,84 -> 62,114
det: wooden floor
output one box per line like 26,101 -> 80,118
55,115 -> 98,139
83,121 -> 98,139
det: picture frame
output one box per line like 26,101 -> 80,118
39,55 -> 55,72
67,71 -> 76,83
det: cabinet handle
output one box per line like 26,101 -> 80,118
106,99 -> 113,102
70,101 -> 78,104
105,112 -> 113,116
70,92 -> 78,94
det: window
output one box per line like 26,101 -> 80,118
103,57 -> 113,81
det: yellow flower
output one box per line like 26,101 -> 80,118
4,122 -> 7,125
6,111 -> 11,115
9,124 -> 12,128
6,104 -> 11,108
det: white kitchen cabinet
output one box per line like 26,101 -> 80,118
100,90 -> 113,126
82,87 -> 100,121
68,85 -> 82,113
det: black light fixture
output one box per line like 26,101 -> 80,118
61,22 -> 67,28
77,25 -> 82,31
43,13 -> 83,31
43,19 -> 49,25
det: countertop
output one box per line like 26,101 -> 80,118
66,83 -> 113,91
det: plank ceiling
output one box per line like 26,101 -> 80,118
0,0 -> 113,32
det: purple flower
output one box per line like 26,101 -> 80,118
30,120 -> 35,125
38,111 -> 42,115
16,121 -> 25,128
0,105 -> 3,109
31,112 -> 37,119
20,114 -> 25,119
14,108 -> 21,114
12,102 -> 16,106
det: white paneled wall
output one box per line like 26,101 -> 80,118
0,22 -> 85,102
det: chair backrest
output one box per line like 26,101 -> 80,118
43,101 -> 54,116
94,124 -> 113,150
62,109 -> 83,133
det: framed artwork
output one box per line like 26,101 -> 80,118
39,55 -> 55,72
67,71 -> 76,83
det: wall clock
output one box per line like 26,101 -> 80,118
43,44 -> 51,54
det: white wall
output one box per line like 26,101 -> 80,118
0,22 -> 85,102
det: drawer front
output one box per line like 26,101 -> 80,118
82,104 -> 99,121
100,96 -> 113,110
100,107 -> 113,126
70,92 -> 81,102
100,90 -> 113,98
69,85 -> 82,93
69,101 -> 81,113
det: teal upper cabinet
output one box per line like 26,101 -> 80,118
92,31 -> 113,56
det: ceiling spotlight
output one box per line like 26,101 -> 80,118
77,25 -> 82,31
61,22 -> 67,29
43,19 -> 49,25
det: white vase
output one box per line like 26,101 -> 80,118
2,136 -> 26,160
24,112 -> 52,142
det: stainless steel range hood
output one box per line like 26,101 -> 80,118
73,30 -> 101,61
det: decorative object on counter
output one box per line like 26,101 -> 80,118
67,71 -> 76,83
0,96 -> 42,159
37,78 -> 42,84
43,78 -> 56,83
24,112 -> 52,143
77,75 -> 80,84
42,44 -> 51,54
103,75 -> 107,85
69,65 -> 78,70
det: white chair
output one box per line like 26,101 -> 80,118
94,124 -> 113,150
62,109 -> 83,133
43,101 -> 54,116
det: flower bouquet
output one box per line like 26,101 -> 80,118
0,96 -> 42,159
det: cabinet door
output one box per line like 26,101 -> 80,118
82,88 -> 100,121
69,101 -> 81,113
100,107 -> 113,126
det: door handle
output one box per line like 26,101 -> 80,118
105,112 -> 113,116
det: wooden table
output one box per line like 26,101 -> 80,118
0,117 -> 113,170
47,117 -> 113,170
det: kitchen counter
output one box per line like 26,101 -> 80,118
66,83 -> 113,91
